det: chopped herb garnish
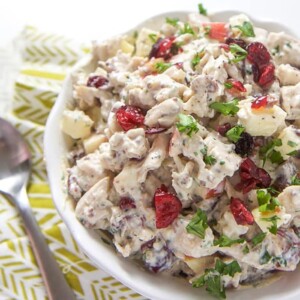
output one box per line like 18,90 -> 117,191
291,174 -> 300,185
176,114 -> 199,137
226,125 -> 245,143
257,189 -> 280,213
166,17 -> 179,27
204,25 -> 211,35
148,33 -> 158,43
214,235 -> 245,247
243,245 -> 250,254
186,209 -> 208,239
272,45 -> 280,56
198,3 -> 207,16
288,140 -> 298,147
234,21 -> 255,37
260,250 -> 272,264
220,160 -> 225,165
200,146 -> 217,166
204,155 -> 217,166
200,146 -> 208,156
209,99 -> 239,116
154,62 -> 172,73
261,215 -> 281,235
229,43 -> 248,63
260,138 -> 284,166
224,82 -> 233,89
252,232 -> 267,246
191,53 -> 202,69
286,42 -> 292,48
287,150 -> 298,156
192,259 -> 241,299
180,22 -> 195,35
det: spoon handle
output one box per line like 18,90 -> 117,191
16,186 -> 77,300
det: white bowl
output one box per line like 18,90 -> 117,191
44,11 -> 299,300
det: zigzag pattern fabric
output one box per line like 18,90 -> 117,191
1,26 -> 144,300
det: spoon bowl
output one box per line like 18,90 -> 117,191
0,117 -> 76,300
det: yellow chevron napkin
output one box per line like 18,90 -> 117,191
0,26 -> 145,300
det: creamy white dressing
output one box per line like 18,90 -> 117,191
62,9 -> 300,294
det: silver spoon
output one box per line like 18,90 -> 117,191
0,118 -> 76,300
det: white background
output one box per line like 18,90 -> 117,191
0,0 -> 299,47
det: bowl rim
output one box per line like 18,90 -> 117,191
44,10 -> 299,300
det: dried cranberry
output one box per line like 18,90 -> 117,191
87,75 -> 108,88
247,42 -> 271,67
230,197 -> 254,225
154,185 -> 182,229
217,123 -> 231,136
252,64 -> 260,82
258,63 -> 275,88
225,37 -> 247,49
251,95 -> 268,109
225,79 -> 247,96
116,105 -> 145,131
234,132 -> 254,157
236,158 -> 271,193
149,37 -> 180,60
119,197 -> 136,210
145,127 -> 168,134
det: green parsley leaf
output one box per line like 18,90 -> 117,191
260,250 -> 272,264
261,215 -> 281,235
192,259 -> 241,299
288,140 -> 298,147
186,209 -> 208,239
252,232 -> 267,246
260,138 -> 284,166
222,260 -> 242,277
191,52 -> 202,69
287,150 -> 298,156
229,43 -> 248,63
204,25 -> 211,36
166,17 -> 179,27
209,99 -> 240,116
243,245 -> 250,254
226,125 -> 245,143
220,160 -> 225,165
224,82 -> 233,89
291,174 -> 300,185
257,189 -> 280,213
198,3 -> 207,16
154,62 -> 172,73
200,146 -> 217,166
214,235 -> 245,247
234,21 -> 255,37
180,23 -> 195,35
176,114 -> 199,137
204,155 -> 217,166
148,33 -> 158,43
269,150 -> 284,164
192,274 -> 206,288
206,274 -> 226,299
